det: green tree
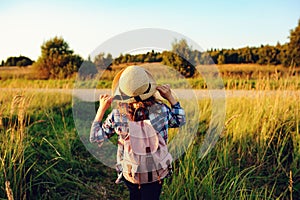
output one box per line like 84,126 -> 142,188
193,50 -> 202,65
257,45 -> 280,65
286,19 -> 300,67
238,47 -> 254,63
168,39 -> 196,77
121,54 -> 131,63
227,50 -> 239,64
33,36 -> 83,79
144,50 -> 157,62
278,43 -> 289,66
135,53 -> 146,63
78,60 -> 98,79
200,52 -> 214,65
4,56 -> 33,67
113,54 -> 123,65
217,54 -> 225,64
172,39 -> 194,64
162,51 -> 195,78
94,52 -> 113,70
209,49 -> 220,64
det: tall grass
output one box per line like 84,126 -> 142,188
162,90 -> 300,199
0,90 -> 298,199
0,91 -> 127,199
0,95 -> 31,199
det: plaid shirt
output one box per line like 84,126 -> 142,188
90,102 -> 186,144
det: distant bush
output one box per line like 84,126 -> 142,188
161,51 -> 196,78
78,60 -> 98,79
3,56 -> 33,67
33,36 -> 83,79
94,52 -> 113,70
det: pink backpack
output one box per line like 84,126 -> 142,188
119,119 -> 173,187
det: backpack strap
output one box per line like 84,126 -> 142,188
138,173 -> 141,189
142,122 -> 162,185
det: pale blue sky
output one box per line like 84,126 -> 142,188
0,0 -> 299,61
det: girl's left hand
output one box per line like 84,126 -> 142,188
99,94 -> 113,111
94,94 -> 113,122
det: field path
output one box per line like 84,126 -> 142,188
2,88 -> 300,102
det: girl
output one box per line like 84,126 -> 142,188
90,65 -> 185,200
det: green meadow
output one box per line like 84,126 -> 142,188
0,64 -> 299,199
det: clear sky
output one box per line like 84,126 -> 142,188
0,0 -> 299,61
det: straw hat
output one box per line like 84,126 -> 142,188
112,66 -> 157,102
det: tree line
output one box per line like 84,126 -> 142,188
207,43 -> 290,66
110,18 -> 300,67
1,19 -> 299,79
0,56 -> 33,67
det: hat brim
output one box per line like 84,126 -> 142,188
112,67 -> 157,103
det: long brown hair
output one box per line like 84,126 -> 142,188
118,96 -> 157,121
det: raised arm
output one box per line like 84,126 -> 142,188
90,94 -> 114,144
94,94 -> 113,122
157,84 -> 177,106
157,84 -> 186,127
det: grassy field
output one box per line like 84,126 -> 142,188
0,64 -> 299,199
0,87 -> 299,199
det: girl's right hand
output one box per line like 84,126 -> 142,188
157,84 -> 177,106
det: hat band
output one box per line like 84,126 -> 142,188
134,96 -> 142,102
143,83 -> 151,94
117,83 -> 152,102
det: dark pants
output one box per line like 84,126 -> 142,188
124,178 -> 163,200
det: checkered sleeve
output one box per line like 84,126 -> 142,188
149,102 -> 186,142
90,110 -> 116,144
168,102 -> 186,127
